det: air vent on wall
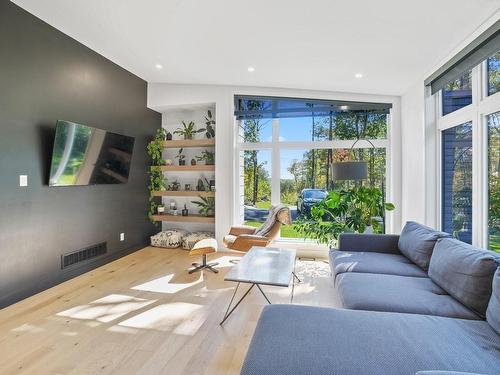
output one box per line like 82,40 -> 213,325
61,242 -> 107,269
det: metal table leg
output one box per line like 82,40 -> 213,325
220,283 -> 254,325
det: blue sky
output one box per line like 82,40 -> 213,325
252,117 -> 316,180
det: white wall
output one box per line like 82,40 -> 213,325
148,83 -> 402,246
400,81 -> 426,225
399,11 -> 500,229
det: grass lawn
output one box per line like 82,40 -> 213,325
244,221 -> 301,239
255,201 -> 271,209
489,234 -> 500,253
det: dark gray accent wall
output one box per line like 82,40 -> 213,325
0,0 -> 161,308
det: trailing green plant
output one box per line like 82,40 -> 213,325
191,196 -> 215,217
196,150 -> 215,165
202,110 -> 215,138
147,168 -> 167,224
147,129 -> 166,166
294,186 -> 395,246
173,121 -> 203,140
146,128 -> 168,225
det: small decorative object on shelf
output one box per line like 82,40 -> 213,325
165,159 -> 173,166
166,131 -> 172,141
182,204 -> 189,216
176,148 -> 186,166
210,180 -> 216,191
185,183 -> 191,191
191,158 -> 197,166
174,121 -> 203,140
157,204 -> 165,214
196,150 -> 215,165
203,110 -> 215,139
172,181 -> 180,191
197,178 -> 205,192
191,196 -> 215,217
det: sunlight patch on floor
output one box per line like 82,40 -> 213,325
56,294 -> 156,323
117,302 -> 205,335
131,273 -> 203,294
11,323 -> 44,334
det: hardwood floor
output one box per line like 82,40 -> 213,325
0,247 -> 336,375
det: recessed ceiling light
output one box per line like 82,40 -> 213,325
155,63 -> 163,70
340,105 -> 349,111
247,66 -> 255,73
355,73 -> 363,79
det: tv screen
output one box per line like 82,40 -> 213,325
49,120 -> 135,186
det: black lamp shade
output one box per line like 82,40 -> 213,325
331,161 -> 368,181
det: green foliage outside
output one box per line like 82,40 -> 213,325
293,187 -> 395,246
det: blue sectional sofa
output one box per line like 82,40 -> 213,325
240,222 -> 500,375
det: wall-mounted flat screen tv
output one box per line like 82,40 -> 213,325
49,120 -> 135,186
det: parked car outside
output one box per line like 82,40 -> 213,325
297,189 -> 328,217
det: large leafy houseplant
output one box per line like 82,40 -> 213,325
203,110 -> 215,138
294,186 -> 395,246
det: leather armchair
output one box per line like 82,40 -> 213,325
223,205 -> 291,252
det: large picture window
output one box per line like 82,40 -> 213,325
236,96 -> 391,240
441,123 -> 473,244
437,48 -> 500,252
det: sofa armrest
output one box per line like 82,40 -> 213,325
337,233 -> 401,254
229,225 -> 257,236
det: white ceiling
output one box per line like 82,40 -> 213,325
12,0 -> 500,95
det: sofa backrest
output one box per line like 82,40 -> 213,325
398,221 -> 451,270
429,238 -> 499,318
486,267 -> 500,335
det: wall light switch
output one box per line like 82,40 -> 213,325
120,232 -> 125,241
19,175 -> 28,187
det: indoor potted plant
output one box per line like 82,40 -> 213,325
203,110 -> 215,139
191,196 -> 215,217
173,121 -> 203,140
175,148 -> 186,165
196,150 -> 215,165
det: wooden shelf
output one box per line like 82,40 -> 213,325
154,165 -> 215,172
160,139 -> 215,148
151,214 -> 215,223
151,191 -> 215,197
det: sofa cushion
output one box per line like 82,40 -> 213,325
181,231 -> 215,250
429,238 -> 499,318
336,272 -> 479,320
241,305 -> 500,375
398,221 -> 450,270
416,372 -> 488,375
329,249 -> 428,278
486,267 -> 500,335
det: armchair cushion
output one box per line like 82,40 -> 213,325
486,267 -> 500,335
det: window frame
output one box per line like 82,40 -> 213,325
436,60 -> 500,249
235,106 -> 392,241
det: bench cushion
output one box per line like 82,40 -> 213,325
398,221 -> 450,270
241,305 -> 500,375
336,272 -> 479,320
329,249 -> 428,278
429,238 -> 499,318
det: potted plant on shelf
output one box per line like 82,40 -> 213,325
191,196 -> 215,217
147,129 -> 166,166
173,121 -> 203,140
196,150 -> 215,165
176,148 -> 186,166
157,204 -> 165,214
203,110 -> 215,139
